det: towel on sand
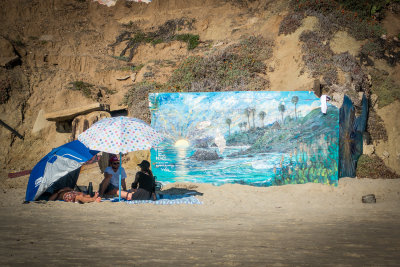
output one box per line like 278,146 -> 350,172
109,194 -> 202,205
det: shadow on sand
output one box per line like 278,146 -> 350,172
159,187 -> 203,198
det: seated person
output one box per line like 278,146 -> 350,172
130,160 -> 157,201
99,155 -> 127,197
49,187 -> 101,203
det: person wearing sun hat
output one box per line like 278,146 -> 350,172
130,160 -> 157,200
99,155 -> 127,197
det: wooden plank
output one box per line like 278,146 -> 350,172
45,103 -> 110,122
8,170 -> 31,178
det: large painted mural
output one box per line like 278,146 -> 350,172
149,91 -> 339,187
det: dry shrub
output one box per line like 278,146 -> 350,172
333,52 -> 367,89
367,109 -> 388,142
279,12 -> 305,35
356,154 -> 399,178
361,38 -> 400,66
68,81 -> 115,101
235,35 -> 274,61
288,0 -> 385,40
299,30 -> 338,85
166,36 -> 273,92
299,30 -> 368,88
122,81 -> 160,123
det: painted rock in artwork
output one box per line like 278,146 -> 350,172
190,149 -> 222,161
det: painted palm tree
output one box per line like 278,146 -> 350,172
291,96 -> 299,120
250,108 -> 256,129
239,122 -> 244,132
278,103 -> 286,124
225,118 -> 232,136
244,108 -> 251,131
258,111 -> 266,127
243,122 -> 248,131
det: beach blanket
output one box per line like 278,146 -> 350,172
109,194 -> 202,205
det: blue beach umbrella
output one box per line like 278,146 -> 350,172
25,140 -> 98,202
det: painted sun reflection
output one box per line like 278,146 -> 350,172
174,139 -> 190,148
174,139 -> 190,177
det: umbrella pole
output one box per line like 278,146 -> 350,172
119,152 -> 122,202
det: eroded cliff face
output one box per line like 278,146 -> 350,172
0,0 -> 399,176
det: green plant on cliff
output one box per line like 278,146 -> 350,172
112,56 -> 130,62
299,30 -> 338,85
101,87 -> 116,95
361,40 -> 384,58
174,34 -> 200,50
127,32 -> 200,50
68,81 -> 94,98
134,64 -> 145,71
281,0 -> 385,40
121,36 -> 274,99
167,53 -> 263,92
111,18 -> 198,61
369,69 -> 400,107
122,81 -> 161,108
336,0 -> 400,19
165,36 -> 273,92
13,37 -> 25,47
361,38 -> 400,66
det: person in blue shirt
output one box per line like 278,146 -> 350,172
99,155 -> 127,197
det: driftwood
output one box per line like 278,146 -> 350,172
0,119 -> 23,139
116,75 -> 131,81
45,103 -> 110,122
339,94 -> 368,177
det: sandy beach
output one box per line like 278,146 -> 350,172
0,167 -> 399,266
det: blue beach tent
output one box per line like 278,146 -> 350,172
25,140 -> 98,202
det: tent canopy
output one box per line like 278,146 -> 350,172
25,140 -> 98,201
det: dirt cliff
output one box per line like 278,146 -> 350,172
0,0 -> 399,177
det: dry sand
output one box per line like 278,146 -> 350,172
0,167 -> 399,266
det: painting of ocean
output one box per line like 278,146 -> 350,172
149,91 -> 339,187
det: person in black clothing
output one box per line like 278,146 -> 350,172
131,160 -> 157,201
